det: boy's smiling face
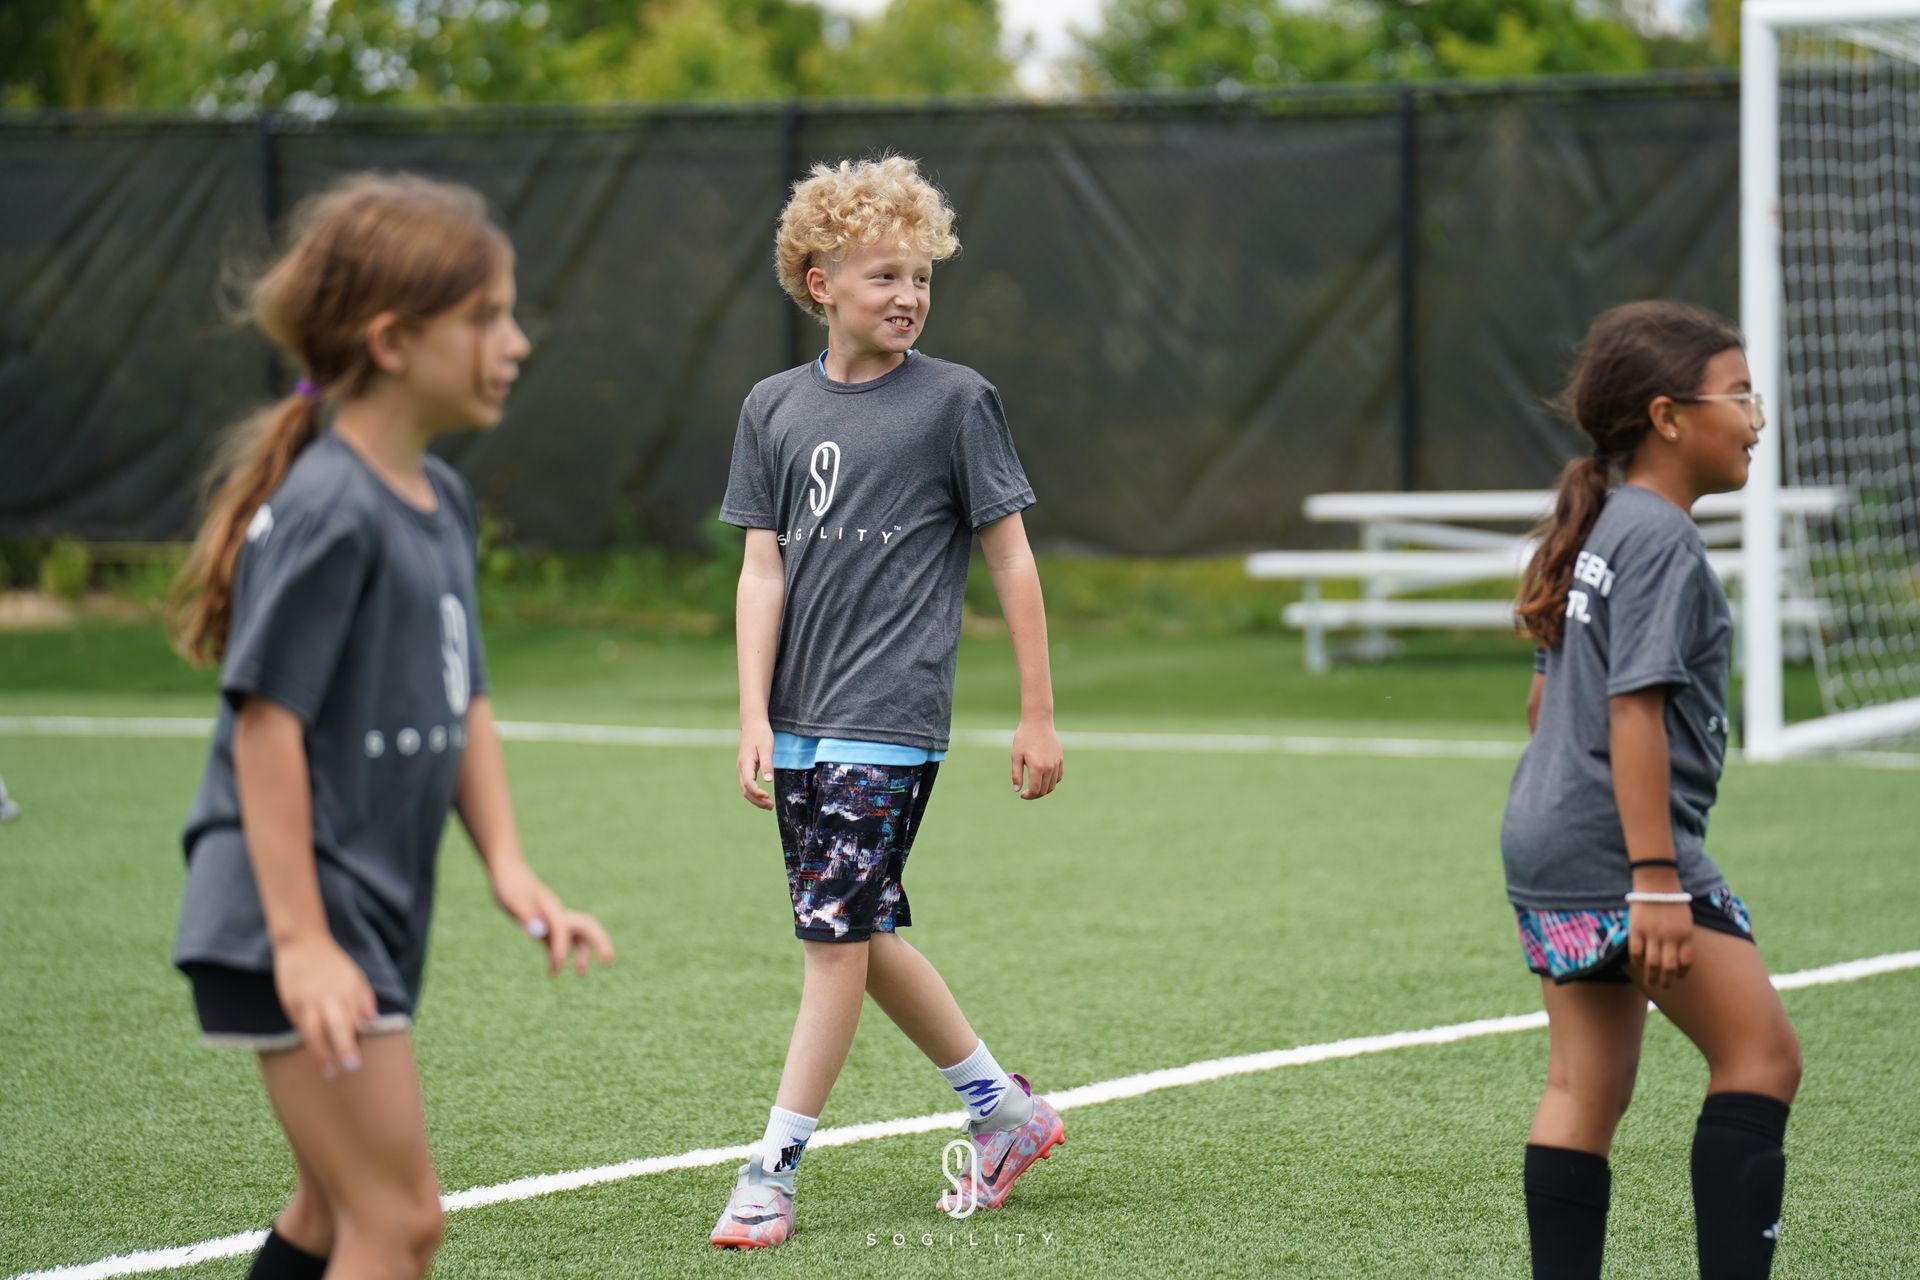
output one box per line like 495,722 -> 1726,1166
810,239 -> 932,361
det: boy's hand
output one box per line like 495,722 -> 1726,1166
738,725 -> 775,809
1011,718 -> 1063,799
491,860 -> 615,975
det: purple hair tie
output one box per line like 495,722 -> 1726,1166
294,377 -> 320,400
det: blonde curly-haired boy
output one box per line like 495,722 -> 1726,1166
711,154 -> 1066,1249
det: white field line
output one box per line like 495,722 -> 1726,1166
14,950 -> 1920,1280
1,714 -> 1915,768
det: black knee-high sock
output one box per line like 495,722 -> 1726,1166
1525,1143 -> 1611,1280
246,1227 -> 327,1280
1693,1092 -> 1790,1280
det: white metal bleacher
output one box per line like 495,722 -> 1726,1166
1247,488 -> 1843,672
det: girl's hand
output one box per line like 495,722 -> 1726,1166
1011,718 -> 1063,800
1629,901 -> 1693,988
273,935 -> 377,1078
738,726 -> 775,809
491,861 -> 615,976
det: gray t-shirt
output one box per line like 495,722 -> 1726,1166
1501,485 -> 1732,911
174,434 -> 489,1012
719,353 -> 1034,751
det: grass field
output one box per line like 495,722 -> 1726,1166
2,620 -> 1915,1278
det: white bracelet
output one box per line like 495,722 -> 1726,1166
1625,890 -> 1693,905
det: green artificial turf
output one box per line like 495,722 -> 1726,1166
0,621 -> 1911,1278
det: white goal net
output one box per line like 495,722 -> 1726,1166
1742,0 -> 1920,759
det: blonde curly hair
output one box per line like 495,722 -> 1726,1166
775,154 -> 960,322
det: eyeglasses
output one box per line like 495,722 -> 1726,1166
1673,390 -> 1766,425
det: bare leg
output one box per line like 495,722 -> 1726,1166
1632,929 -> 1801,1103
258,1034 -> 442,1280
772,940 -> 870,1117
1523,978 -> 1646,1280
1635,929 -> 1801,1280
865,931 -> 978,1068
1531,978 -> 1648,1155
273,1153 -> 336,1256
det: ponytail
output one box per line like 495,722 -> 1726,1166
169,392 -> 323,665
1514,453 -> 1611,649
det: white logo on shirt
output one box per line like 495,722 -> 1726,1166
778,439 -> 903,549
1566,550 -> 1616,627
246,504 -> 275,545
807,441 -> 841,517
440,595 -> 471,716
1573,550 -> 1616,596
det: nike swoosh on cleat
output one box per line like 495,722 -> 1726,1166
985,1144 -> 1016,1184
731,1213 -> 787,1225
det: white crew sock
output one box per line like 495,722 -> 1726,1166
757,1105 -> 819,1175
937,1040 -> 1030,1130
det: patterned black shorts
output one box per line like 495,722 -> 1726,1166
773,761 -> 939,942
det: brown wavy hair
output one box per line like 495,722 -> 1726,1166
1514,301 -> 1743,648
170,173 -> 510,665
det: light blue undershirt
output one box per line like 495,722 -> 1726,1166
773,732 -> 947,770
815,347 -> 918,379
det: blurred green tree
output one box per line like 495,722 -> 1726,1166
1,0 -> 1727,111
1076,0 -> 1724,93
0,0 -> 1017,110
3,0 -> 570,111
1076,0 -> 1381,92
1372,0 -> 1647,78
555,0 -> 787,102
803,0 -> 1018,98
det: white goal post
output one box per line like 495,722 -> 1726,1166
1742,0 -> 1920,759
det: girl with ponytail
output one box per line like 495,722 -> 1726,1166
169,173 -> 612,1280
1501,302 -> 1800,1280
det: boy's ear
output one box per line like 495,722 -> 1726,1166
806,264 -> 833,310
364,311 -> 409,377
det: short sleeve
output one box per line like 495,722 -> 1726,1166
466,611 -> 490,699
1532,647 -> 1548,675
219,506 -> 372,725
719,393 -> 775,529
949,386 -> 1035,531
1605,537 -> 1706,697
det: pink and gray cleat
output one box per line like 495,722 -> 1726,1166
711,1162 -> 796,1249
935,1074 -> 1065,1214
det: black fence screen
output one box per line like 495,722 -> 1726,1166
0,74 -> 1740,554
